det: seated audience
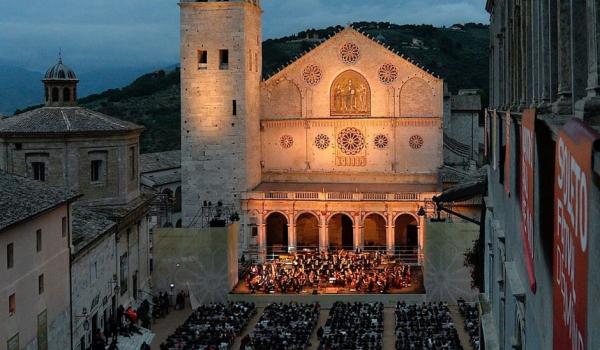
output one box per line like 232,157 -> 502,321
160,302 -> 256,350
248,302 -> 320,350
458,298 -> 480,349
395,301 -> 462,350
318,302 -> 384,350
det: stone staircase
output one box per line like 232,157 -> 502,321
115,327 -> 154,350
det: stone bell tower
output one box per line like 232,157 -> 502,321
179,0 -> 262,226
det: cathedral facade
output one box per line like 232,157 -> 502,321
180,0 -> 444,259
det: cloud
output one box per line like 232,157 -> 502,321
0,0 -> 487,71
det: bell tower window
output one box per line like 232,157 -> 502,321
219,49 -> 229,70
197,50 -> 207,70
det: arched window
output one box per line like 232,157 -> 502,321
52,88 -> 59,102
73,87 -> 77,101
45,87 -> 49,102
63,87 -> 71,102
174,187 -> 182,213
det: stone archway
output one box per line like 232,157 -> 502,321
296,213 -> 319,248
328,213 -> 354,250
395,214 -> 419,251
363,213 -> 386,250
266,212 -> 288,255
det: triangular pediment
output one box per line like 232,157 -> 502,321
264,26 -> 441,85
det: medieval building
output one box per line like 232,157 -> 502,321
179,0 -> 480,263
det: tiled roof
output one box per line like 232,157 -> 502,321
140,150 -> 181,173
72,205 -> 116,255
0,107 -> 143,136
0,171 -> 79,232
143,171 -> 181,186
86,193 -> 155,220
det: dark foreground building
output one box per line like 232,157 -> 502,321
484,0 -> 600,349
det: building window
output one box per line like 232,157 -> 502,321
120,253 -> 128,295
7,243 -> 13,269
90,160 -> 103,182
219,49 -> 229,70
7,333 -> 19,350
9,293 -> 15,316
129,146 -> 136,181
62,217 -> 67,237
36,229 -> 42,252
51,88 -> 59,102
32,162 -> 46,182
37,310 -> 48,350
63,88 -> 71,102
232,100 -> 237,116
197,50 -> 207,70
38,274 -> 44,294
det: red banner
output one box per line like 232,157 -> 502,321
520,109 -> 536,292
553,119 -> 599,350
504,111 -> 511,195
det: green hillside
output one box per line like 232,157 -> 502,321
15,22 -> 489,154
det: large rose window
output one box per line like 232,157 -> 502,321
337,127 -> 365,155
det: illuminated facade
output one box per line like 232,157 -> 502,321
180,0 -> 445,259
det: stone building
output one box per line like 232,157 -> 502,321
0,58 -> 154,349
484,0 -> 600,349
180,0 -> 451,261
0,171 -> 78,350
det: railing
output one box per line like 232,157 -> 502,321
241,245 -> 424,266
244,191 -> 422,202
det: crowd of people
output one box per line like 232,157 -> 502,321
458,299 -> 480,349
395,301 -> 462,350
244,250 -> 413,294
241,302 -> 320,350
317,302 -> 384,350
160,302 -> 256,350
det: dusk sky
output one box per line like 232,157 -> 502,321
0,0 -> 488,72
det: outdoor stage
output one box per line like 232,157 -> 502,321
230,251 -> 426,307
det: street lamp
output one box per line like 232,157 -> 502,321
75,307 -> 90,331
109,274 -> 120,294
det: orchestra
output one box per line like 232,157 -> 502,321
244,250 -> 412,294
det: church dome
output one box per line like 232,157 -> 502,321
44,57 -> 77,81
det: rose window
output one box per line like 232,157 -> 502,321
409,135 -> 424,149
303,64 -> 323,86
340,42 -> 360,64
314,134 -> 331,150
337,127 -> 365,155
378,63 -> 399,84
374,134 -> 389,149
280,135 -> 294,149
